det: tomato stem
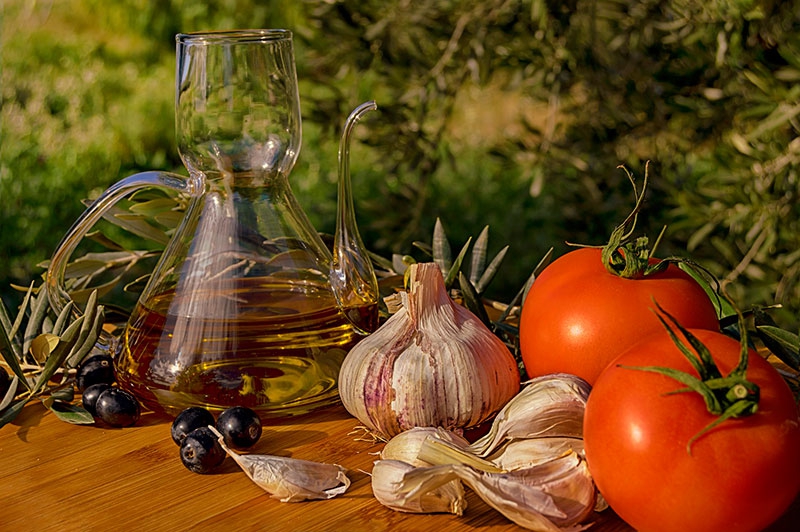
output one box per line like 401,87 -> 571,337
600,162 -> 670,279
620,301 -> 760,455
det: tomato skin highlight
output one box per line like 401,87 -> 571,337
519,247 -> 719,384
584,330 -> 800,532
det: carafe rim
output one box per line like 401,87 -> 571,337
176,29 -> 292,45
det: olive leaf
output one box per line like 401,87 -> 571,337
47,400 -> 94,425
0,288 -> 31,386
458,272 -> 491,326
30,333 -> 60,364
0,286 -> 104,428
83,198 -> 171,246
432,218 -> 452,277
23,286 -> 51,356
753,307 -> 800,370
0,376 -> 19,411
469,226 -> 491,286
444,237 -> 472,289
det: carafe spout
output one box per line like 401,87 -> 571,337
331,101 -> 380,334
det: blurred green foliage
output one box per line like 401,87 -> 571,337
1,0 -> 799,326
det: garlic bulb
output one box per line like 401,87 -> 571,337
338,262 -> 520,440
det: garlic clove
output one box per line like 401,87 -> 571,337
338,262 -> 520,441
468,373 -> 591,457
462,452 -> 595,531
371,459 -> 467,515
381,426 -> 470,466
487,437 -> 585,471
417,433 -> 506,473
210,426 -> 350,502
388,453 -> 594,531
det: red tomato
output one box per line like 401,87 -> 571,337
584,329 -> 800,532
519,247 -> 719,384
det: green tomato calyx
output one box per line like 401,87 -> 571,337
620,301 -> 760,455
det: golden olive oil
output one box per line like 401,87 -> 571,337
115,277 -> 377,418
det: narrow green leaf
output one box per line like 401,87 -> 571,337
0,320 -> 28,387
368,250 -> 396,273
31,315 -> 85,395
469,226 -> 490,285
11,282 -> 36,341
111,212 -> 171,245
23,285 -> 51,356
432,218 -> 452,276
476,245 -> 509,294
128,197 -> 181,216
677,261 -> 730,320
75,290 -> 98,347
411,241 -> 433,257
154,210 -> 184,228
520,247 -> 554,304
0,376 -> 19,410
52,301 -> 75,336
85,230 -> 125,251
46,401 -> 95,425
755,324 -> 800,369
445,237 -> 472,289
64,259 -> 111,279
458,272 -> 491,327
49,385 -> 75,403
64,275 -> 125,304
0,397 -> 30,428
0,295 -> 16,342
66,305 -> 106,368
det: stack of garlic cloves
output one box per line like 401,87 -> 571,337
370,374 -> 597,531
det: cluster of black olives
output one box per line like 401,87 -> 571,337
171,405 -> 262,474
76,353 -> 140,427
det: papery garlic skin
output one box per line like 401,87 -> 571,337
469,373 -> 591,457
371,459 -> 467,515
461,453 -> 595,531
210,426 -> 350,502
487,437 -> 586,471
339,262 -> 520,440
381,427 -> 470,466
383,453 -> 594,531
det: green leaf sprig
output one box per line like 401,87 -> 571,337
0,284 -> 104,428
393,218 -> 510,327
622,301 -> 760,454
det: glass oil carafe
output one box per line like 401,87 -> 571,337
46,30 -> 380,418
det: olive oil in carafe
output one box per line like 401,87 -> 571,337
115,278 -> 377,417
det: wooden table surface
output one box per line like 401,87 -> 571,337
1,401 -> 799,532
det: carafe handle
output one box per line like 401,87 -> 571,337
46,171 -> 199,325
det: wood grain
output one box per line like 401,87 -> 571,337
1,402 -> 798,532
